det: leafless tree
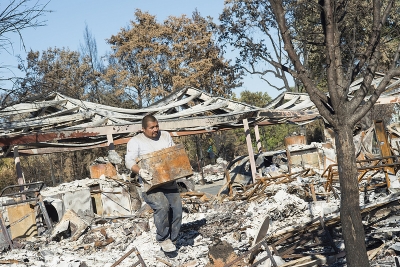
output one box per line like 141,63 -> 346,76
80,23 -> 105,103
0,0 -> 50,105
0,0 -> 50,52
222,0 -> 400,266
272,1 -> 400,266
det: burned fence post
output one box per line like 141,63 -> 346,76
254,125 -> 263,154
47,154 -> 56,186
195,135 -> 206,185
107,134 -> 122,173
13,146 -> 25,199
107,134 -> 116,151
243,118 -> 257,183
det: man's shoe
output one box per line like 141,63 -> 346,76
159,239 -> 176,252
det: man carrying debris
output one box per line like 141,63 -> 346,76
125,114 -> 182,253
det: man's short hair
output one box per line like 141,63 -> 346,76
142,114 -> 158,129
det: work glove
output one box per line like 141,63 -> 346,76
139,169 -> 153,185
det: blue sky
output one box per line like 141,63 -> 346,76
1,0 -> 286,98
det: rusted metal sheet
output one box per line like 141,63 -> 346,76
12,137 -> 133,156
2,113 -> 93,131
89,163 -> 117,179
284,135 -> 307,146
5,129 -> 235,157
0,124 -> 142,147
0,111 -> 256,148
138,144 -> 193,191
375,95 -> 400,104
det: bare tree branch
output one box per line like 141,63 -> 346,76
0,0 -> 51,52
269,0 -> 334,125
350,0 -> 394,80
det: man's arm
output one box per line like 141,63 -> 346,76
125,139 -> 150,181
125,139 -> 140,173
165,131 -> 175,147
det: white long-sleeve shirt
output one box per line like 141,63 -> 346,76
125,131 -> 177,190
125,130 -> 175,170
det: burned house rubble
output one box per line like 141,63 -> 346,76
3,80 -> 400,266
1,132 -> 400,267
2,124 -> 400,267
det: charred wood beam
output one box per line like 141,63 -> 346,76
110,246 -> 147,267
1,112 -> 95,132
257,109 -> 320,120
268,193 -> 400,246
324,155 -> 400,191
223,240 -> 277,267
0,100 -> 68,117
0,112 -> 256,148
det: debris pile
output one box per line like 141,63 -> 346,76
191,158 -> 229,184
1,167 -> 400,267
3,123 -> 400,266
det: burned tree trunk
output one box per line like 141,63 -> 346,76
335,125 -> 369,267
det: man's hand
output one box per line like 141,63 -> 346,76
139,169 -> 152,185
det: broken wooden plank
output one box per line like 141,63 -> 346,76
268,192 -> 400,244
375,120 -> 395,177
279,255 -> 326,267
368,243 -> 385,261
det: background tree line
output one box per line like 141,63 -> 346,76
0,2 -> 304,192
7,9 -> 242,108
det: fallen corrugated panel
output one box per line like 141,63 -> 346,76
101,188 -> 132,216
62,189 -> 93,219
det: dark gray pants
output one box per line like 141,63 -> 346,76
142,186 -> 182,242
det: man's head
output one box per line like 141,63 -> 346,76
142,115 -> 159,139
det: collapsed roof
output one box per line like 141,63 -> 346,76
2,73 -> 400,157
0,87 -> 319,157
